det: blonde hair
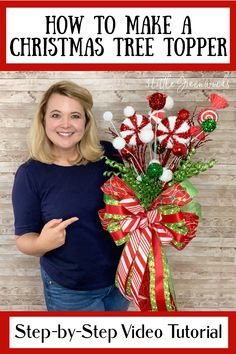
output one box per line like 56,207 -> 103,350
28,80 -> 103,165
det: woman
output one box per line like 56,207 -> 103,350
12,80 -> 129,311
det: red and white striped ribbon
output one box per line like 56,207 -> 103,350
117,198 -> 173,307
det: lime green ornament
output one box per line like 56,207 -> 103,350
147,162 -> 163,179
201,118 -> 217,133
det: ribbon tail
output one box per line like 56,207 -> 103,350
129,228 -> 152,308
116,228 -> 142,299
152,233 -> 176,311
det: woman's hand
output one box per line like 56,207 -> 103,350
37,217 -> 79,253
15,217 -> 79,257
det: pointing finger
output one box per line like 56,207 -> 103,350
58,217 -> 79,230
46,219 -> 63,228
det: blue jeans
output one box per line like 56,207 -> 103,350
40,267 -> 129,311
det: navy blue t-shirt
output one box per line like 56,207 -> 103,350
12,141 -> 123,290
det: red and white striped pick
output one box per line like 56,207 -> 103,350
198,108 -> 218,125
149,110 -> 166,124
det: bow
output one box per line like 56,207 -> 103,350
99,175 -> 199,311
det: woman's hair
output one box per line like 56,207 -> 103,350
28,80 -> 103,165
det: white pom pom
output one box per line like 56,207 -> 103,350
103,111 -> 113,121
112,137 -> 126,150
159,168 -> 173,182
149,159 -> 160,165
124,106 -> 135,117
139,128 -> 154,143
164,96 -> 174,110
136,175 -> 142,182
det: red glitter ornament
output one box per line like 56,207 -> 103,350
172,143 -> 187,156
147,92 -> 167,111
177,109 -> 190,121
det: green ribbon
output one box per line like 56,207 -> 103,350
180,180 -> 202,220
180,179 -> 198,198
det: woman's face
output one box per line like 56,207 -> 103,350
44,93 -> 86,155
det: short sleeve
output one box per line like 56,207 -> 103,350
12,164 -> 43,235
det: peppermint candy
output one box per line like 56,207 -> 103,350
120,114 -> 152,145
198,108 -> 218,124
156,116 -> 191,149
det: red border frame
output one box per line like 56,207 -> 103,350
0,0 -> 235,71
1,1 -> 236,352
0,311 -> 236,353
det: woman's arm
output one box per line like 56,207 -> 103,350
16,233 -> 45,257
